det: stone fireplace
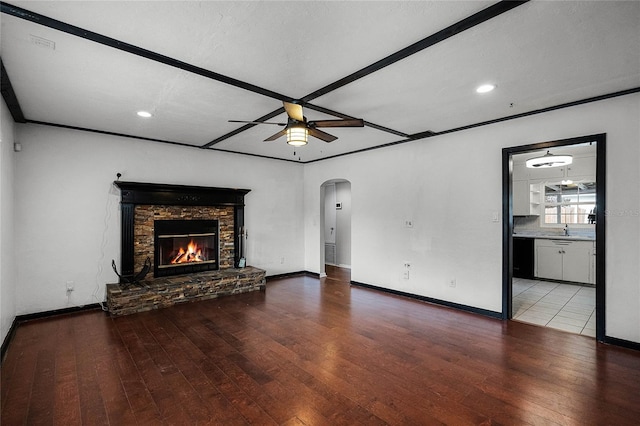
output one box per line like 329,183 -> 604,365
106,181 -> 265,316
114,181 -> 249,277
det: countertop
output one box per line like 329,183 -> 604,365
513,233 -> 595,241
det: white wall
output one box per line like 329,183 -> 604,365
335,181 -> 351,267
304,93 -> 640,343
7,93 -> 640,344
13,124 -> 305,315
323,183 -> 336,244
0,100 -> 17,345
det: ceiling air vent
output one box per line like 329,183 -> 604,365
30,35 -> 56,50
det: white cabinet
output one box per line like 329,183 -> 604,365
535,239 -> 595,284
513,181 -> 529,216
562,243 -> 593,284
513,181 -> 541,216
566,156 -> 596,180
535,244 -> 564,280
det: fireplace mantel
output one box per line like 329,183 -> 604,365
114,181 -> 250,206
114,181 -> 251,278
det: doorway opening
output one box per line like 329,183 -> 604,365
502,134 -> 606,341
320,180 -> 351,282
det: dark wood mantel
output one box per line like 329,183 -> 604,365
114,181 -> 250,206
114,181 -> 251,278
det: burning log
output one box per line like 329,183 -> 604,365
166,240 -> 208,265
171,251 -> 186,264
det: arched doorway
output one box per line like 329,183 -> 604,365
320,180 -> 351,281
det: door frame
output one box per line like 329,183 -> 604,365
320,179 -> 352,277
502,133 -> 606,342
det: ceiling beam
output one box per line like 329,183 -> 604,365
0,1 -> 291,102
300,0 -> 530,103
0,58 -> 26,122
306,87 -> 640,164
201,107 -> 285,148
205,0 -> 529,147
1,1 -> 395,148
303,103 -> 409,138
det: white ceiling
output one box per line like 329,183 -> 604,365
1,1 -> 639,162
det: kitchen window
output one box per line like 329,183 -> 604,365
543,182 -> 596,225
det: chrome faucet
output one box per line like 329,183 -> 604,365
564,224 -> 569,236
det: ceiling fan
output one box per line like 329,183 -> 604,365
229,101 -> 364,146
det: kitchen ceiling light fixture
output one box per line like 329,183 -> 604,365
137,111 -> 152,118
286,125 -> 308,146
476,84 -> 496,93
526,150 -> 573,168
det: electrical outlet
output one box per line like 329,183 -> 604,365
403,270 -> 410,280
66,281 -> 74,292
404,220 -> 413,228
280,257 -> 284,264
403,262 -> 411,269
449,278 -> 456,288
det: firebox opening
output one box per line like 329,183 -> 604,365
154,220 -> 220,278
158,233 -> 217,268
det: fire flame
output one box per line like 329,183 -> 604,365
170,240 -> 205,264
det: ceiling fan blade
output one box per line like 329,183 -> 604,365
228,120 -> 286,126
283,101 -> 304,122
264,129 -> 287,142
308,127 -> 338,143
310,118 -> 365,128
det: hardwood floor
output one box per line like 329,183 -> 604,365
2,274 -> 640,425
324,264 -> 351,283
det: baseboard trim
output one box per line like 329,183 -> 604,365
266,270 -> 319,281
15,303 -> 103,323
602,335 -> 640,352
1,317 -> 19,364
350,280 -> 503,319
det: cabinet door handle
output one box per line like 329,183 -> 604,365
559,250 -> 563,254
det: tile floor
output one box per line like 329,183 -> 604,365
512,278 -> 596,337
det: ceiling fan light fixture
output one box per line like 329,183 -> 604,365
525,150 -> 573,168
286,126 -> 308,146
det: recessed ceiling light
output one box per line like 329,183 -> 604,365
137,111 -> 152,118
476,84 -> 496,94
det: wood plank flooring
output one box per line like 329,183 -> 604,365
2,272 -> 640,425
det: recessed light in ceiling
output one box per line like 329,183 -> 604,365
476,84 -> 496,94
137,111 -> 152,118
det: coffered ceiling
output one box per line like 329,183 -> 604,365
1,1 -> 639,163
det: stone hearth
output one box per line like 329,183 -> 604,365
106,266 -> 266,316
